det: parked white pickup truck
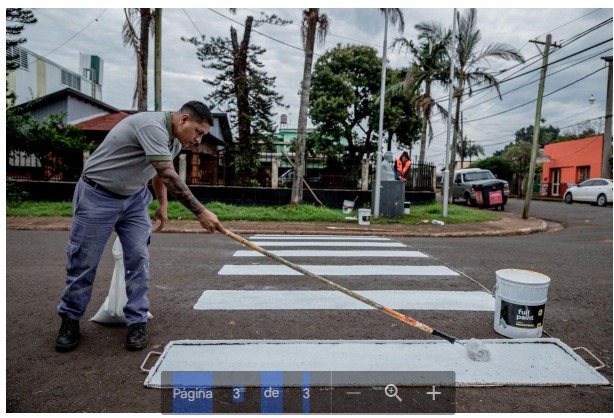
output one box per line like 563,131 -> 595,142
452,168 -> 509,207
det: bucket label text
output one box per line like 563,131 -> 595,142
500,301 -> 545,328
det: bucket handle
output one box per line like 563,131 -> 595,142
573,346 -> 606,370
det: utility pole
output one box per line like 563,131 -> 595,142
154,8 -> 162,111
601,56 -> 612,179
373,10 -> 388,219
442,8 -> 457,218
523,35 -> 558,219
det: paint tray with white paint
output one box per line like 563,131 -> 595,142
143,338 -> 609,388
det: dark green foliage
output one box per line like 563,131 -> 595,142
7,107 -> 93,180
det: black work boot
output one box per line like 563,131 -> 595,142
56,315 -> 80,352
126,323 -> 148,351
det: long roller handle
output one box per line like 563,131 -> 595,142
225,231 -> 457,344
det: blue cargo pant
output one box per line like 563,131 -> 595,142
57,179 -> 153,326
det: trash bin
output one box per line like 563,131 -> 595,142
474,180 -> 506,210
372,180 -> 405,218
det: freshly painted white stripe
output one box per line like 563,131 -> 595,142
193,290 -> 492,311
144,339 -> 610,387
250,241 -> 406,247
218,264 -> 457,276
233,250 -> 428,258
249,235 -> 390,241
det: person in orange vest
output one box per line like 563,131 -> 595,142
395,151 -> 411,182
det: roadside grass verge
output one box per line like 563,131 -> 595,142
6,200 -> 501,224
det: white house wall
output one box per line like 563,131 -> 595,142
10,47 -> 102,106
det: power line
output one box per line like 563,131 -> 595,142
462,46 -> 612,113
40,9 -> 108,58
465,66 -> 607,123
206,8 -> 306,54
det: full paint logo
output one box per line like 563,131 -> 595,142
500,301 -> 545,328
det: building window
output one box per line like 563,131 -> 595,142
577,166 -> 590,183
61,69 -> 81,90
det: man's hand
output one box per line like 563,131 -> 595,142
197,208 -> 228,234
152,205 -> 168,232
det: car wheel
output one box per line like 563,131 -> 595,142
564,193 -> 573,204
464,194 -> 473,206
597,194 -> 607,207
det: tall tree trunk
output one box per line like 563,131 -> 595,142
137,8 -> 151,111
448,82 -> 463,197
291,9 -> 318,206
231,17 -> 254,181
418,82 -> 432,165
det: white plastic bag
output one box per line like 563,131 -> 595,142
90,237 -> 153,324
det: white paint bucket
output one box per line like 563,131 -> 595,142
404,201 -> 411,215
494,269 -> 550,338
342,200 -> 355,214
358,208 -> 371,226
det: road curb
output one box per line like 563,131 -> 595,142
6,216 -> 554,238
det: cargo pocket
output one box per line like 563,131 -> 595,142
66,240 -> 81,271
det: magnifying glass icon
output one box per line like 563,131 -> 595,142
384,384 -> 402,402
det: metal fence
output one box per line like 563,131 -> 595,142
8,149 -> 436,191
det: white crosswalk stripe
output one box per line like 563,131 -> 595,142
218,264 -> 458,276
250,241 -> 406,247
249,234 -> 391,241
233,250 -> 428,258
194,290 -> 494,311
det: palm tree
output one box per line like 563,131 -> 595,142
392,26 -> 450,165
291,8 -> 329,206
456,136 -> 484,166
447,8 -> 524,181
122,8 -> 154,111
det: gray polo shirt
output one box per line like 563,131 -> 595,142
83,112 -> 182,195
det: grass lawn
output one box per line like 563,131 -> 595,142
6,200 -> 501,225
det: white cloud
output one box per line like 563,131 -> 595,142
17,6 -> 613,165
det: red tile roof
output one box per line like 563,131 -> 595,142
76,112 -> 130,131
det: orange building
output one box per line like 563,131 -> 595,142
540,135 -> 604,198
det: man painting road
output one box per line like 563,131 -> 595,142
55,101 -> 227,352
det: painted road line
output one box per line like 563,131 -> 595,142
249,241 -> 406,247
249,235 -> 391,241
144,339 -> 610,388
193,290 -> 493,311
232,250 -> 428,258
218,264 -> 458,276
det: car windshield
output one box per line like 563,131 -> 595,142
463,171 -> 495,181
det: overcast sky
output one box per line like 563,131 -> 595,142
14,4 -> 614,167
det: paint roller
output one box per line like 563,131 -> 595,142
225,230 -> 491,362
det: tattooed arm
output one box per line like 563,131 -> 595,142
151,175 -> 169,231
151,161 -> 227,234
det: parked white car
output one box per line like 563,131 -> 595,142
278,169 -> 322,187
564,178 -> 613,207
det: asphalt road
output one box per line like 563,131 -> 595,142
5,198 -> 612,413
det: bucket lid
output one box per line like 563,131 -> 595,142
496,268 -> 550,285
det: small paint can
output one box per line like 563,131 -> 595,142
358,208 -> 371,226
494,269 -> 550,338
404,201 -> 411,215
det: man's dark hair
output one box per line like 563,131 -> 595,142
180,101 -> 214,127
